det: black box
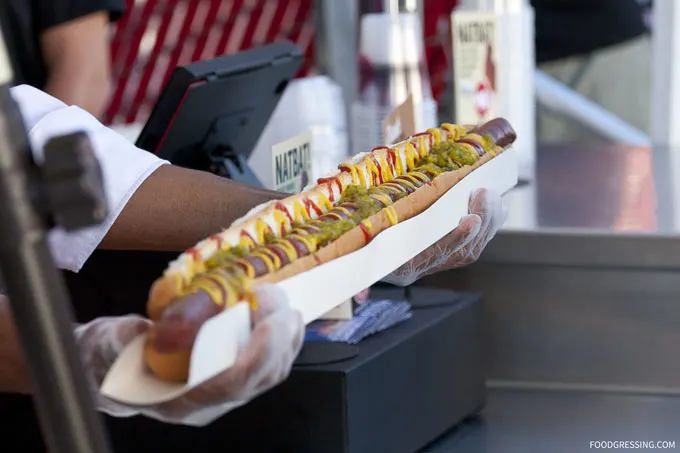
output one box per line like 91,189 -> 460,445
0,250 -> 485,453
203,287 -> 486,453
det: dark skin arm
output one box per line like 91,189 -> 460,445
100,164 -> 286,251
40,12 -> 111,119
0,166 -> 285,393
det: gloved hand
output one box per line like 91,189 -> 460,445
76,284 -> 304,427
381,188 -> 508,287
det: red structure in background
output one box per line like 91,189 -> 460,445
424,0 -> 459,102
104,0 -> 316,125
104,0 -> 458,126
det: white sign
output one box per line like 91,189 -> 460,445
382,94 -> 416,145
452,11 -> 499,124
0,32 -> 13,85
271,131 -> 313,193
320,299 -> 353,320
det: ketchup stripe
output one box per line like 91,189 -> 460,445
186,126 -> 504,289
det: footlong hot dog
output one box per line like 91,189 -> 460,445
144,118 -> 517,381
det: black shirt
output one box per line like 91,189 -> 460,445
532,0 -> 650,63
0,0 -> 125,90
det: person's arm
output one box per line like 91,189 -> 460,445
39,11 -> 112,119
100,165 -> 287,252
0,297 -> 30,394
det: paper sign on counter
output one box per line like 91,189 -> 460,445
382,94 -> 417,145
320,299 -> 353,320
271,131 -> 313,194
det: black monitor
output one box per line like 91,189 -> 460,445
135,41 -> 303,186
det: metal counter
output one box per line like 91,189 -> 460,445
427,387 -> 680,453
488,143 -> 680,267
419,144 -> 680,451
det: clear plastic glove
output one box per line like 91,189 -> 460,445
382,188 -> 508,287
76,284 -> 304,427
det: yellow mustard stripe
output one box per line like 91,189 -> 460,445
305,219 -> 323,230
381,184 -> 403,195
348,165 -> 360,184
417,135 -> 428,158
397,178 -> 417,190
427,128 -> 442,145
404,142 -> 418,170
188,280 -> 222,305
288,234 -> 317,253
402,174 -> 420,184
370,192 -> 392,206
239,234 -> 255,249
356,165 -> 366,186
384,206 -> 398,226
322,212 -> 343,221
293,200 -> 310,223
365,157 -> 379,185
273,210 -> 288,235
393,147 -> 404,176
235,258 -> 255,278
254,248 -> 279,272
383,182 -> 407,193
189,269 -> 238,306
215,268 -> 244,306
464,133 -> 484,144
441,123 -> 464,140
272,240 -> 297,261
219,234 -> 230,250
377,154 -> 393,181
335,206 -> 352,217
316,192 -> 333,211
185,256 -> 204,280
255,220 -> 270,244
361,219 -> 372,230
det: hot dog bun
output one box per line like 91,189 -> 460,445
144,119 -> 516,382
255,150 -> 496,285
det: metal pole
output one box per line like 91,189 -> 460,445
0,29 -> 113,453
649,0 -> 680,230
535,70 -> 651,146
650,0 -> 680,147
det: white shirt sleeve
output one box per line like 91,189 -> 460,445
11,85 -> 169,272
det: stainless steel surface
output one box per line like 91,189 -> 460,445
493,144 -> 680,267
427,388 -> 680,453
432,264 -> 680,390
420,144 -> 680,391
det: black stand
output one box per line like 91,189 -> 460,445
0,85 -> 113,453
135,42 -> 302,187
170,116 -> 263,186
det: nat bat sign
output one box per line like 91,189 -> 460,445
452,11 -> 499,123
271,131 -> 313,194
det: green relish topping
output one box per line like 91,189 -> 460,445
204,132 -> 496,270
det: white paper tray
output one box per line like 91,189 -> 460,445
101,148 -> 518,405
